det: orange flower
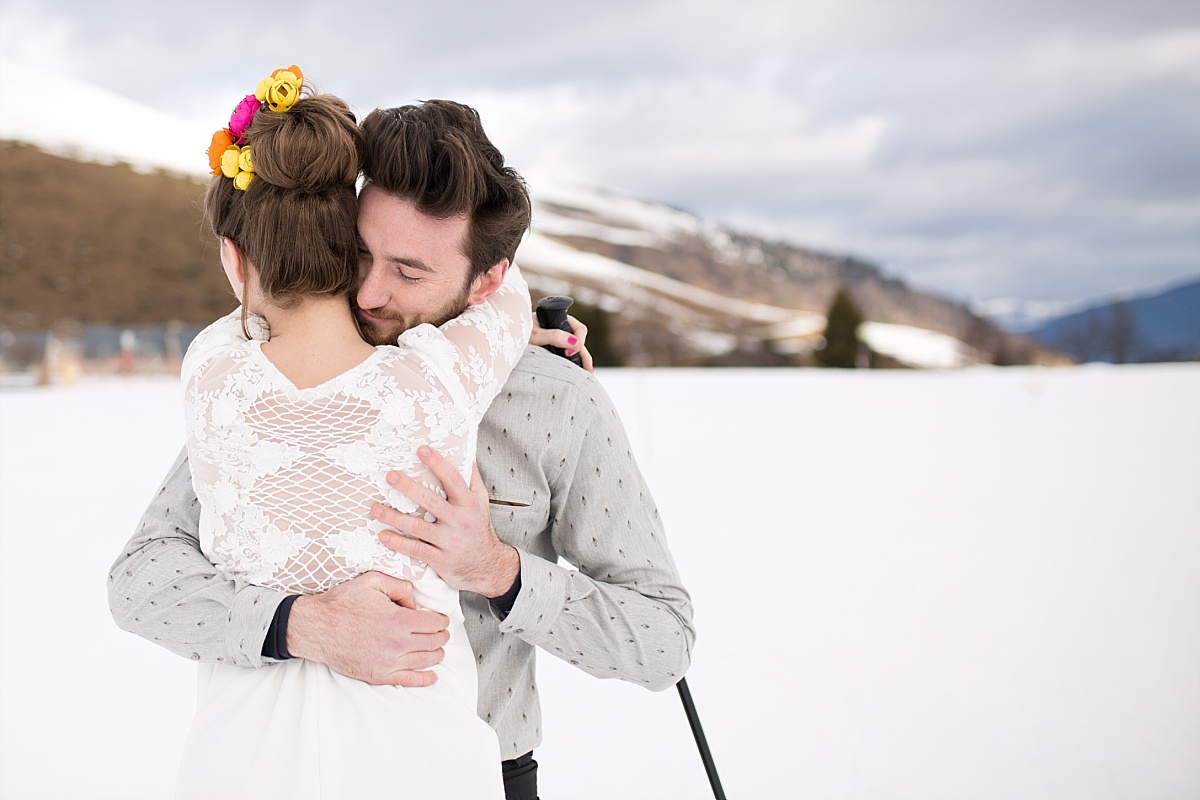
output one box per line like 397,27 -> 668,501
273,65 -> 303,83
207,129 -> 235,175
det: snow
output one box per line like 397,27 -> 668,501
862,321 -> 977,369
0,58 -> 208,178
518,231 -> 804,327
972,296 -> 1093,334
533,181 -> 709,244
2,365 -> 1198,799
532,208 -> 665,249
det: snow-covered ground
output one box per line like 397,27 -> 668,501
2,365 -> 1198,799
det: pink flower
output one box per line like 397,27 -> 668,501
228,95 -> 261,142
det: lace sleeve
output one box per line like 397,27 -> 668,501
392,263 -> 533,424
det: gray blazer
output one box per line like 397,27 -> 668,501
108,346 -> 695,760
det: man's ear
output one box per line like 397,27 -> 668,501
219,238 -> 246,298
466,259 -> 508,306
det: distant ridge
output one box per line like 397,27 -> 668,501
1023,278 -> 1200,363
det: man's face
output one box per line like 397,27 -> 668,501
354,184 -> 475,346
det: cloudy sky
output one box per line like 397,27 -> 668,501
1,0 -> 1197,305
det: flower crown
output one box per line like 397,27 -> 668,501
206,65 -> 304,190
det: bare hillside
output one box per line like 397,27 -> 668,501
1,143 -> 1058,367
0,142 -> 234,328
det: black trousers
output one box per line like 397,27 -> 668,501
501,751 -> 539,800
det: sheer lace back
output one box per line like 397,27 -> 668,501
182,266 -> 531,597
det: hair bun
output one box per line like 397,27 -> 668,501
247,94 -> 362,192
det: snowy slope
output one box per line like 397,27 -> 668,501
2,366 -> 1198,799
0,58 -> 208,177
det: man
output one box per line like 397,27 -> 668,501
109,100 -> 693,800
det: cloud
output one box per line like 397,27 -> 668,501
1,0 -> 1197,302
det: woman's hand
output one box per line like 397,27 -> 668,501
530,313 -> 594,372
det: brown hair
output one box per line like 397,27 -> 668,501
204,92 -> 364,309
360,100 -> 530,279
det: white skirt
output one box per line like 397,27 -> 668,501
175,609 -> 502,799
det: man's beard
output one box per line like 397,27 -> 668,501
352,278 -> 474,347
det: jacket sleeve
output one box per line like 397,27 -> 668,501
497,375 -> 695,691
107,447 -> 287,667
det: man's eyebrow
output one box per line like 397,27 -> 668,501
358,239 -> 434,273
385,255 -> 433,273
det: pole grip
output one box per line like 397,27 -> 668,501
535,296 -> 584,367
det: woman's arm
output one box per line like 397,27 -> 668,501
394,263 -> 532,423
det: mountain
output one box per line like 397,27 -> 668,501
0,58 -> 1061,369
971,296 -> 1090,334
518,184 -> 1055,367
1020,278 -> 1200,364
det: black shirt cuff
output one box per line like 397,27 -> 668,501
261,594 -> 300,660
487,573 -> 522,618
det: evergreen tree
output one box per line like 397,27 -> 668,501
816,286 -> 866,368
568,300 -> 621,367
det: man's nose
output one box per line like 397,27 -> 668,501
356,264 -> 387,311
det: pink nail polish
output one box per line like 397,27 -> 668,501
567,336 -> 578,346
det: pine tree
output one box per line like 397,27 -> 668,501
571,300 -> 620,367
816,286 -> 866,368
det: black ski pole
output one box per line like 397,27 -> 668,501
534,295 -> 584,367
538,297 -> 725,797
677,677 -> 727,799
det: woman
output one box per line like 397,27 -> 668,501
177,66 -> 530,799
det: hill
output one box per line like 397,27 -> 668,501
1,142 -> 1063,368
0,142 -> 232,328
1026,278 -> 1200,363
517,183 -> 1059,367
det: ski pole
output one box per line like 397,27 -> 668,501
678,677 -> 727,799
537,297 -> 724,796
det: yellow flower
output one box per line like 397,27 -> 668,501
255,66 -> 304,113
254,76 -> 273,103
220,145 -> 242,179
266,75 -> 301,112
220,145 -> 255,190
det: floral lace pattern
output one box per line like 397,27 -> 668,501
182,266 -> 531,595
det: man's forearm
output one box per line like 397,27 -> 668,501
107,448 -> 286,667
496,375 -> 696,690
501,549 -> 693,691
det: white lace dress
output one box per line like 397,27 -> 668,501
175,266 -> 531,800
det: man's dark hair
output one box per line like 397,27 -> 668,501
361,100 -> 531,279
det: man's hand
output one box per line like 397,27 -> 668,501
372,446 -> 521,598
286,571 -> 449,687
530,313 -> 594,372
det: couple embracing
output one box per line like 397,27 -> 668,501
109,66 -> 693,799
